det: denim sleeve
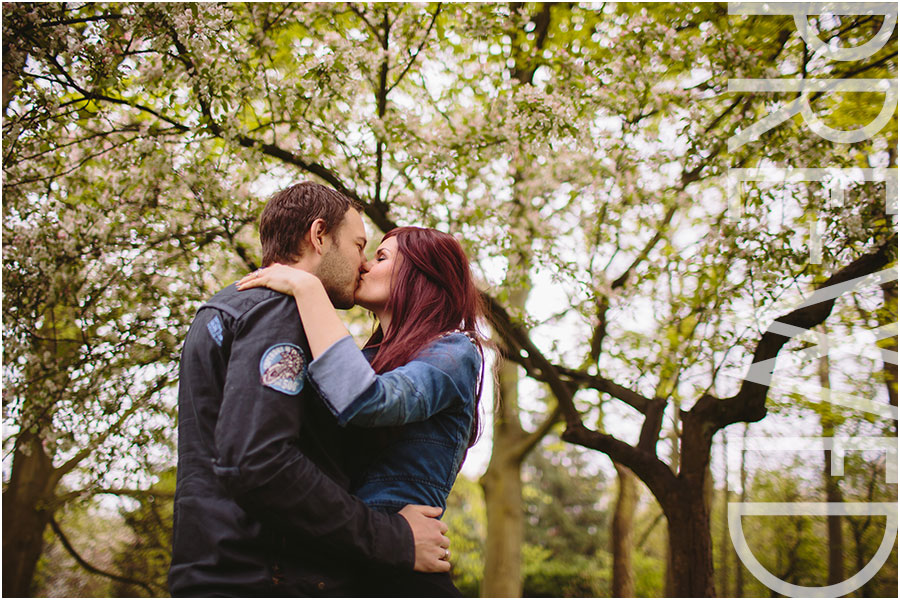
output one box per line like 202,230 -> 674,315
308,333 -> 481,427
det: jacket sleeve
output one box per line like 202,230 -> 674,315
211,295 -> 413,568
308,333 -> 481,427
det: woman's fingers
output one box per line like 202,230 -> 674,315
237,264 -> 318,296
236,271 -> 264,290
237,265 -> 281,289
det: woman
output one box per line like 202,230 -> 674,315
238,226 -> 485,596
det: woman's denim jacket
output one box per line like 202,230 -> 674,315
308,331 -> 481,513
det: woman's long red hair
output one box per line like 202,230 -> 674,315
367,227 -> 485,448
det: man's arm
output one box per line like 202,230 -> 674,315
210,294 -> 448,571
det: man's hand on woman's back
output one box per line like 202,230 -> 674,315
398,505 -> 452,573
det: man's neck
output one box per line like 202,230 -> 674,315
288,255 -> 317,275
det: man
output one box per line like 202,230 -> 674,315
169,182 -> 450,596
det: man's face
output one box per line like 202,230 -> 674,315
316,208 -> 367,309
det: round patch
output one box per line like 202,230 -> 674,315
259,343 -> 306,395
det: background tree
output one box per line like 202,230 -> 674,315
721,452 -> 898,598
108,469 -> 176,596
520,439 -> 610,596
443,474 -> 488,597
477,5 -> 897,595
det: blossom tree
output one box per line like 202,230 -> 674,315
3,2 -> 896,597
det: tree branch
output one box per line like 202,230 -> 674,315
554,366 -> 655,414
636,509 -> 665,551
510,404 -> 562,461
51,377 -> 171,483
562,423 -> 678,502
481,292 -> 578,423
348,4 -> 383,44
43,55 -> 190,133
93,487 -> 175,499
35,15 -> 124,28
637,397 -> 667,454
53,486 -> 175,507
374,8 -> 390,208
509,3 -> 554,84
165,22 -> 399,233
692,235 -> 897,432
386,3 -> 442,95
481,288 -> 677,497
49,516 -> 158,596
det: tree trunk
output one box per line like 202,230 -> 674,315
848,446 -> 887,598
879,280 -> 898,434
664,400 -> 681,595
480,449 -> 525,597
481,5 -> 555,594
850,524 -> 868,596
480,349 -> 527,597
2,431 -> 57,597
736,423 -> 748,596
818,346 -> 845,585
717,433 -> 730,598
665,412 -> 717,597
664,483 -> 716,597
611,463 -> 637,597
480,256 -> 537,597
664,528 -> 676,597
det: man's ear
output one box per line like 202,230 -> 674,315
307,218 -> 329,256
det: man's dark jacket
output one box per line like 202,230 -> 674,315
168,284 -> 413,596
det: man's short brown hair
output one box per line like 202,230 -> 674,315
259,182 -> 362,267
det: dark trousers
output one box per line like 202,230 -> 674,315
354,566 -> 462,598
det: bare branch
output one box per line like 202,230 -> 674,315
692,235 -> 897,432
554,366 -> 655,414
51,377 -> 171,483
49,516 -> 158,596
481,292 -> 578,424
562,423 -> 678,502
482,290 -> 676,497
386,3 -> 442,94
510,404 -> 562,461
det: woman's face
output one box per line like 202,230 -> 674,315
355,236 -> 400,316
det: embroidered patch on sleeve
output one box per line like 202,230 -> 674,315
259,343 -> 306,395
207,315 -> 224,347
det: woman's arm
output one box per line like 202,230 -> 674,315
238,266 -> 481,427
237,264 -> 350,358
309,333 -> 481,427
